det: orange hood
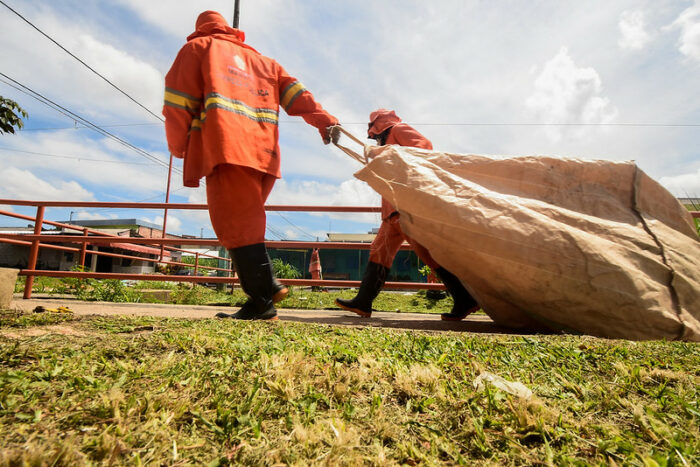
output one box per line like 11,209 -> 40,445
187,10 -> 246,43
368,109 -> 401,138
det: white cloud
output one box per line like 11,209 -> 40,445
73,211 -> 118,221
660,168 -> 700,196
185,187 -> 207,205
0,4 -> 164,124
526,47 -> 618,142
0,165 -> 94,201
178,187 -> 213,229
618,10 -> 653,50
671,1 -> 700,63
146,215 -> 182,233
268,178 -> 381,224
0,132 -> 169,198
74,34 -> 164,113
2,1 -> 699,236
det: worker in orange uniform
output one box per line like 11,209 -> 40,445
335,109 -> 479,321
309,247 -> 326,292
163,11 -> 339,320
309,248 -> 322,281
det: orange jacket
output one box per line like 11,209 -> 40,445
368,109 -> 433,220
163,11 -> 338,187
309,248 -> 321,274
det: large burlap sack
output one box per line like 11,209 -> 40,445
355,145 -> 700,341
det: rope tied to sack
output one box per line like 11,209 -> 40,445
329,125 -> 367,165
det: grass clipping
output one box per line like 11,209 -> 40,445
1,311 -> 699,465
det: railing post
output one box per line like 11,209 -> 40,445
194,252 -> 200,276
160,152 -> 174,262
79,228 -> 88,267
23,205 -> 45,299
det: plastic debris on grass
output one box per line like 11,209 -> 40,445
474,371 -> 533,399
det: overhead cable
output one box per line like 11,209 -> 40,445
0,73 -> 178,173
281,121 -> 700,128
0,0 -> 164,123
20,122 -> 163,131
0,147 -> 155,166
272,211 -> 316,240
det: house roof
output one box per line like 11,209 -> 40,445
63,218 -> 162,230
327,233 -> 377,243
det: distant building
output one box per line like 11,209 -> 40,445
678,198 -> 700,208
0,219 -> 177,274
268,229 -> 426,283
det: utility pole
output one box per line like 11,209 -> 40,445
233,0 -> 240,28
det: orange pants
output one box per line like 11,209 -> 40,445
369,213 -> 440,270
206,164 -> 277,249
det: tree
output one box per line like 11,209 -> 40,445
0,96 -> 28,134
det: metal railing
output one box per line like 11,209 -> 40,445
0,199 -> 446,299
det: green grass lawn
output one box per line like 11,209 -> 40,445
14,275 -> 459,315
1,311 -> 698,465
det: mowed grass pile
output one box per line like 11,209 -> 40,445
1,311 -> 698,465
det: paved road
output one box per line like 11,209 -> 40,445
10,296 -> 521,335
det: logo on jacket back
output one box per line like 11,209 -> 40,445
233,55 -> 246,71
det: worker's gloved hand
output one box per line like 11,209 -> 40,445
329,125 -> 341,144
322,125 -> 341,145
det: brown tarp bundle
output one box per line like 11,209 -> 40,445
354,145 -> 700,341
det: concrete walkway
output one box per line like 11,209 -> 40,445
9,295 -> 519,335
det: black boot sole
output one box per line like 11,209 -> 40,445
335,298 -> 372,318
216,301 -> 279,321
215,310 -> 279,321
440,305 -> 480,321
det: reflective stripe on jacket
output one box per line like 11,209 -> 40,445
163,12 -> 337,187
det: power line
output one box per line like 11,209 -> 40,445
271,211 -> 316,240
0,0 -> 164,123
407,122 -> 700,127
20,121 -> 700,134
265,224 -> 286,240
282,121 -> 700,128
0,73 -> 178,174
0,147 -> 157,166
19,122 -> 163,132
3,1 -> 697,131
75,187 -> 189,215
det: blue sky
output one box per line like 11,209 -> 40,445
1,0 -> 699,240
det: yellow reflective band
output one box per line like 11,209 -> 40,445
203,96 -> 279,124
280,82 -> 306,109
190,118 -> 202,130
164,90 -> 200,113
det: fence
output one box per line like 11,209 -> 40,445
0,199 -> 448,300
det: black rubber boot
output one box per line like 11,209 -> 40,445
267,252 -> 289,303
216,244 -> 278,320
435,267 -> 480,321
335,261 -> 389,317
229,248 -> 288,304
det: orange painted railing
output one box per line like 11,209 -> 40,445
0,199 -> 444,299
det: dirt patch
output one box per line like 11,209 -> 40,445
0,325 -> 94,340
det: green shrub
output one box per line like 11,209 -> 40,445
132,280 -> 177,290
80,279 -> 143,303
180,255 -> 219,268
170,283 -> 216,305
271,258 -> 301,279
14,276 -> 67,294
